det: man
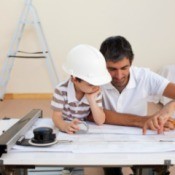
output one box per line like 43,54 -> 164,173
99,36 -> 175,175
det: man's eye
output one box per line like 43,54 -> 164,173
122,66 -> 130,70
108,68 -> 115,71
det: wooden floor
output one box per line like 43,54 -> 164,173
0,99 -> 174,175
0,99 -> 53,118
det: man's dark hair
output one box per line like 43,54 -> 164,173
100,36 -> 134,63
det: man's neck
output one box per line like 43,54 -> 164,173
113,84 -> 125,93
112,74 -> 130,93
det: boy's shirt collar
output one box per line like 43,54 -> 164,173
67,79 -> 89,105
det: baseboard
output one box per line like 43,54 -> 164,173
4,93 -> 53,100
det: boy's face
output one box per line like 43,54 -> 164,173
73,78 -> 99,94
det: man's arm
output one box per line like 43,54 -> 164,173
163,82 -> 175,99
104,109 -> 148,127
87,109 -> 149,128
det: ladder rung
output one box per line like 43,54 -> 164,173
8,55 -> 46,59
18,51 -> 48,54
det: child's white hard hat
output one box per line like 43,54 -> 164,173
62,44 -> 111,86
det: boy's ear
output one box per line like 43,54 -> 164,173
71,76 -> 76,82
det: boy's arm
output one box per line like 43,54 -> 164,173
52,111 -> 80,134
52,111 -> 67,131
85,91 -> 105,125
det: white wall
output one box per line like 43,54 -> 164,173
0,0 -> 175,93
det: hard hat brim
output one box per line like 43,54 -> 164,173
81,73 -> 112,86
63,64 -> 111,86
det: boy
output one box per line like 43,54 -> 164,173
51,44 -> 111,134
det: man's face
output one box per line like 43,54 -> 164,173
106,57 -> 131,90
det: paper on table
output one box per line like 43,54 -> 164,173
11,118 -> 175,153
73,141 -> 175,153
58,132 -> 175,142
12,142 -> 76,152
87,121 -> 157,135
12,138 -> 175,153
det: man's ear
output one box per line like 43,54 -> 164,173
130,59 -> 133,65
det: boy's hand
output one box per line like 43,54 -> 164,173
85,88 -> 101,102
64,118 -> 81,134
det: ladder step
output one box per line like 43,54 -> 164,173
8,55 -> 46,59
18,51 -> 48,54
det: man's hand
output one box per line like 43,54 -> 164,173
164,118 -> 175,131
143,112 -> 175,134
143,101 -> 175,134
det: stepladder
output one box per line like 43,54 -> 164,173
0,0 -> 60,100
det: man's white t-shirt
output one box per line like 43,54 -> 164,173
101,66 -> 169,116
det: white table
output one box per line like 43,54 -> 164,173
1,151 -> 174,166
0,118 -> 174,175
